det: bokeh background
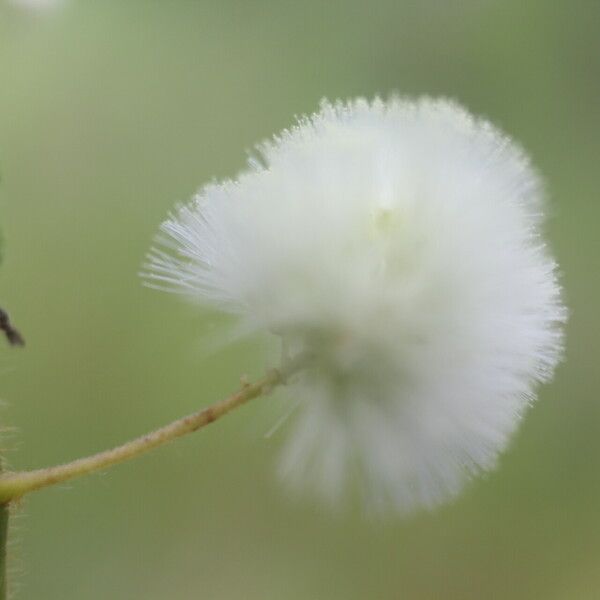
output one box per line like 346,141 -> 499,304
0,1 -> 598,598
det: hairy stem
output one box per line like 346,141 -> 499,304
0,357 -> 304,504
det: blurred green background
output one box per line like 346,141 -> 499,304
0,0 -> 598,598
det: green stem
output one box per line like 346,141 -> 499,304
0,356 -> 304,504
0,503 -> 7,600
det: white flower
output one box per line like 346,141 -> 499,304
145,97 -> 566,513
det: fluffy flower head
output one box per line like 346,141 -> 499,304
146,97 -> 565,513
